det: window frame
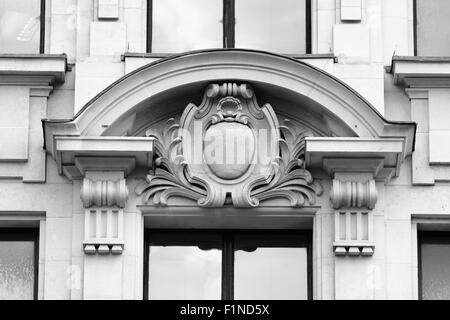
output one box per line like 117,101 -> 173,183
143,229 -> 312,300
146,0 -> 312,54
0,228 -> 39,300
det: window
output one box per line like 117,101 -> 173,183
147,0 -> 311,54
144,230 -> 311,300
414,0 -> 450,56
0,0 -> 45,54
418,232 -> 450,300
0,229 -> 39,300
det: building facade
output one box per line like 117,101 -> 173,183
1,0 -> 450,300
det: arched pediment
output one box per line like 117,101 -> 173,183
44,49 -> 415,149
43,49 -> 415,187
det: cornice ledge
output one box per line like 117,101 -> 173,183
53,136 -> 154,179
305,137 -> 405,183
0,53 -> 68,85
392,55 -> 450,88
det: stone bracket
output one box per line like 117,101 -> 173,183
81,177 -> 128,255
333,208 -> 375,257
83,207 -> 124,255
330,178 -> 377,258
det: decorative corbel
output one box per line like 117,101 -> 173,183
330,179 -> 377,257
80,178 -> 128,255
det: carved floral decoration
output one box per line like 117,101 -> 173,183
135,83 -> 323,207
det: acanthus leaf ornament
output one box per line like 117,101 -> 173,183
136,83 -> 322,208
134,118 -> 210,206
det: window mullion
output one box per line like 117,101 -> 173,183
40,0 -> 46,53
221,233 -> 234,300
223,0 -> 235,48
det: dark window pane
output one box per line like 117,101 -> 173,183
235,0 -> 307,53
416,0 -> 450,56
0,0 -> 41,54
234,234 -> 309,300
152,0 -> 222,53
0,241 -> 35,300
148,233 -> 222,300
421,242 -> 450,300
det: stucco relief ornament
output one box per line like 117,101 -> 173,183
135,83 -> 322,207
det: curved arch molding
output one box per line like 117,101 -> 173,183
43,49 -> 415,186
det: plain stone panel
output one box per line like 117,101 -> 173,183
47,89 -> 75,119
84,255 -> 123,299
317,0 -> 335,10
0,86 -> 29,160
124,0 -> 144,9
121,255 -> 138,299
333,24 -> 370,59
98,0 -> 120,19
410,97 -> 429,133
43,260 -> 71,300
317,9 -> 335,54
68,256 -> 84,300
0,87 -> 29,126
429,131 -> 450,164
50,14 -> 77,60
75,77 -> 123,113
385,220 -> 411,264
0,128 -> 28,160
0,182 -> 72,215
337,77 -> 384,115
385,263 -> 413,300
45,218 -> 72,261
341,0 -> 362,21
23,95 -> 48,182
70,213 -> 85,258
51,0 -> 77,15
429,89 -> 450,131
384,92 -> 410,122
90,22 -> 127,56
124,8 -> 145,52
382,16 -> 410,64
334,258 -> 381,300
75,1 -> 94,61
124,57 -> 160,74
74,60 -> 124,112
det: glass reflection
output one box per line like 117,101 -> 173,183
152,0 -> 222,53
0,241 -> 35,300
0,0 -> 41,53
421,243 -> 450,300
235,0 -> 307,53
234,233 -> 308,300
148,244 -> 221,300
